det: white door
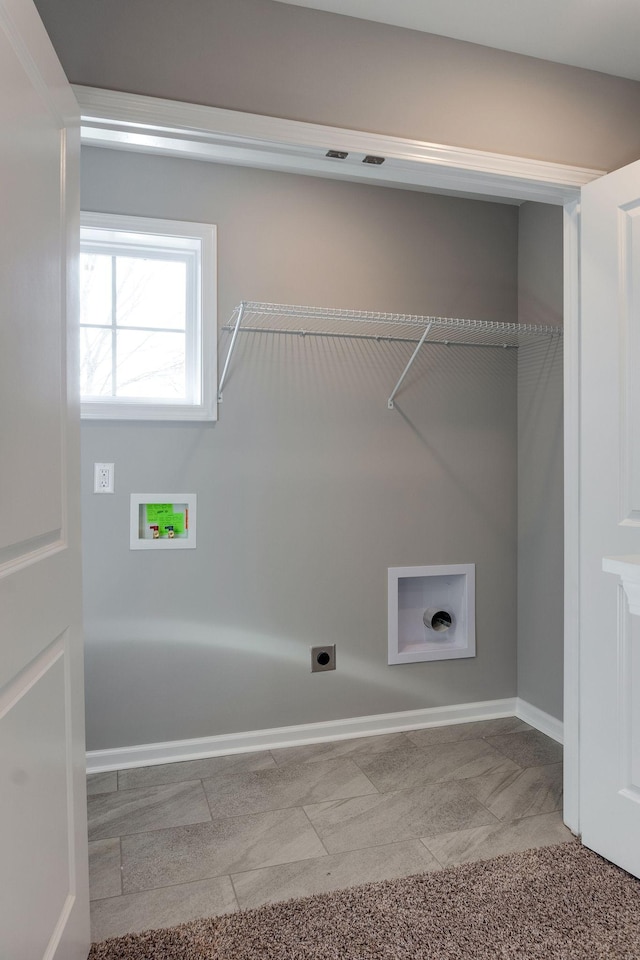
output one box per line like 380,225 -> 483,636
580,158 -> 640,877
0,0 -> 89,957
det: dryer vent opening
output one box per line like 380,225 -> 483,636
423,609 -> 453,632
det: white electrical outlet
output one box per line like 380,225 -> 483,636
94,462 -> 115,494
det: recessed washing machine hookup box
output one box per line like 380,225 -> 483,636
388,563 -> 475,664
130,494 -> 197,550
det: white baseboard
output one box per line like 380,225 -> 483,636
86,698 -> 517,773
87,696 -> 564,773
515,698 -> 563,744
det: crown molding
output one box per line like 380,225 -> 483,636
74,85 -> 604,205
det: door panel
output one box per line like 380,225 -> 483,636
0,4 -> 64,551
581,158 -> 640,878
0,0 -> 89,956
1,644 -> 71,960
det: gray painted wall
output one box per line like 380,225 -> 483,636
35,0 -> 640,171
80,147 -> 520,750
517,203 -> 564,720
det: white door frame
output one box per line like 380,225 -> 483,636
562,200 -> 581,833
74,84 -> 598,833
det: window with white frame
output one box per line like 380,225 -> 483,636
79,213 -> 216,420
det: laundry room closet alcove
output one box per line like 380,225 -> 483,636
79,145 -> 564,760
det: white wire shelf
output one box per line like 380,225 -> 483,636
219,301 -> 562,408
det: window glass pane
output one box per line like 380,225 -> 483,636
116,330 -> 186,399
115,257 -> 187,330
79,214 -> 215,420
80,254 -> 112,326
80,327 -> 112,396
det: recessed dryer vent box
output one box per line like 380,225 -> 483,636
388,563 -> 475,664
130,494 -> 196,550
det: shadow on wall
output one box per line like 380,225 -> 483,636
83,619 -> 492,750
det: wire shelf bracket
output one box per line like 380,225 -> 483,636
218,300 -> 245,402
387,321 -> 433,409
218,301 -> 562,407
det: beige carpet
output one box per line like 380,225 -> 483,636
89,842 -> 640,959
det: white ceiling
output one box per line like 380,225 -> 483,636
272,0 -> 640,83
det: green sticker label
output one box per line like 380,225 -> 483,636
146,504 -> 186,536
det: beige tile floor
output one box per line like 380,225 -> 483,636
87,717 -> 572,942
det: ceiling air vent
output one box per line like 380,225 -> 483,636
326,150 -> 348,159
363,155 -> 385,165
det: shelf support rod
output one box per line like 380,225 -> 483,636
218,301 -> 246,403
387,321 -> 433,409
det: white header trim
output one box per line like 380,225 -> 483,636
73,85 -> 604,205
